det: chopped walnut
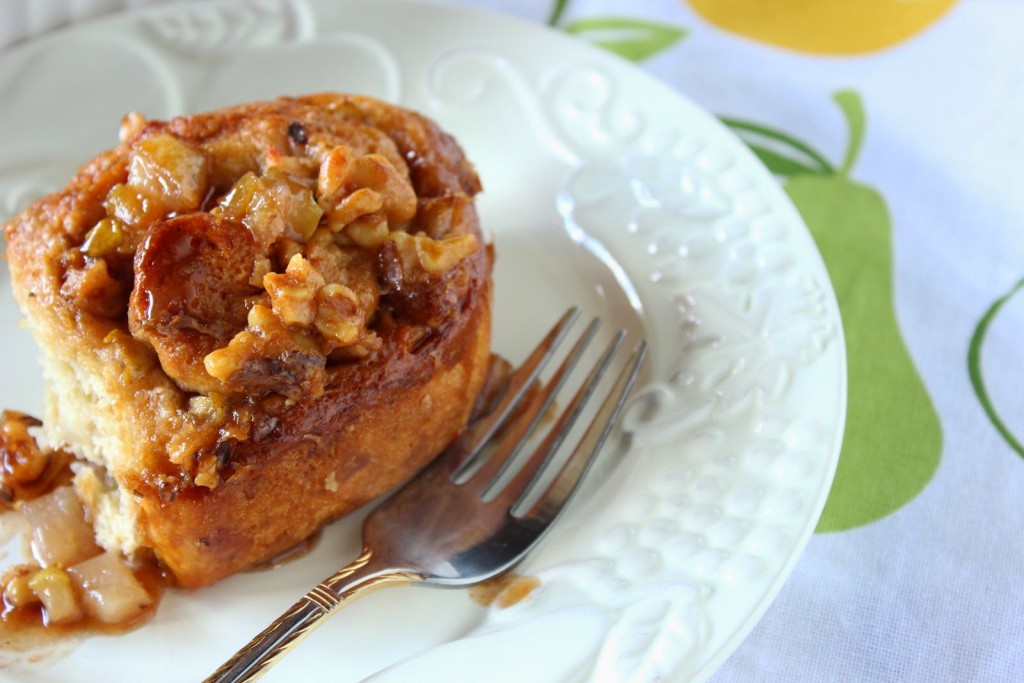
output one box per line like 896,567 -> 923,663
1,411 -> 47,490
30,567 -> 85,625
193,453 -> 221,490
303,230 -> 381,315
188,394 -> 228,425
118,111 -> 147,142
378,231 -> 478,329
263,144 -> 318,182
386,231 -> 479,276
318,146 -> 417,230
342,213 -> 390,249
204,305 -> 327,400
2,564 -> 41,609
262,254 -> 379,353
166,395 -> 243,469
325,187 -> 383,230
0,411 -> 74,508
264,254 -> 325,327
315,283 -> 369,348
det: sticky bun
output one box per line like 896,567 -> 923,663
3,94 -> 492,588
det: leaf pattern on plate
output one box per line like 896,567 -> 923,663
0,33 -> 178,221
139,0 -> 314,57
555,124 -> 836,436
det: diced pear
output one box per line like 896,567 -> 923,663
127,133 -> 209,212
20,486 -> 102,568
67,552 -> 153,625
81,217 -> 129,257
104,183 -> 165,228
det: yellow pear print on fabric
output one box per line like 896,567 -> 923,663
686,0 -> 959,55
723,92 -> 942,531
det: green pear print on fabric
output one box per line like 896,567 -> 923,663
723,91 -> 943,531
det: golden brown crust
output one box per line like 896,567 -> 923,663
142,298 -> 490,585
3,94 -> 492,587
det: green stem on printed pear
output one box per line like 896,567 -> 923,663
833,90 -> 866,178
548,0 -> 570,26
719,117 -> 834,175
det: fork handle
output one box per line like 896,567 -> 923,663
204,546 -> 418,683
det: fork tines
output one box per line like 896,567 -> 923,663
455,307 -> 647,522
201,307 -> 648,683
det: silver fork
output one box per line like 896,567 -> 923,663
205,308 -> 647,682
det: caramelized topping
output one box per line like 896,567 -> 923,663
128,214 -> 261,394
50,101 -> 483,488
102,121 -> 477,408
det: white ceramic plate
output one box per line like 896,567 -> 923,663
0,1 -> 846,680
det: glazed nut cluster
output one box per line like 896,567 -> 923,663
76,122 -> 479,402
0,411 -> 74,507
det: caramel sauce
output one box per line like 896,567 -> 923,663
0,559 -> 164,657
468,572 -> 541,609
0,416 -> 170,651
250,530 -> 323,571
